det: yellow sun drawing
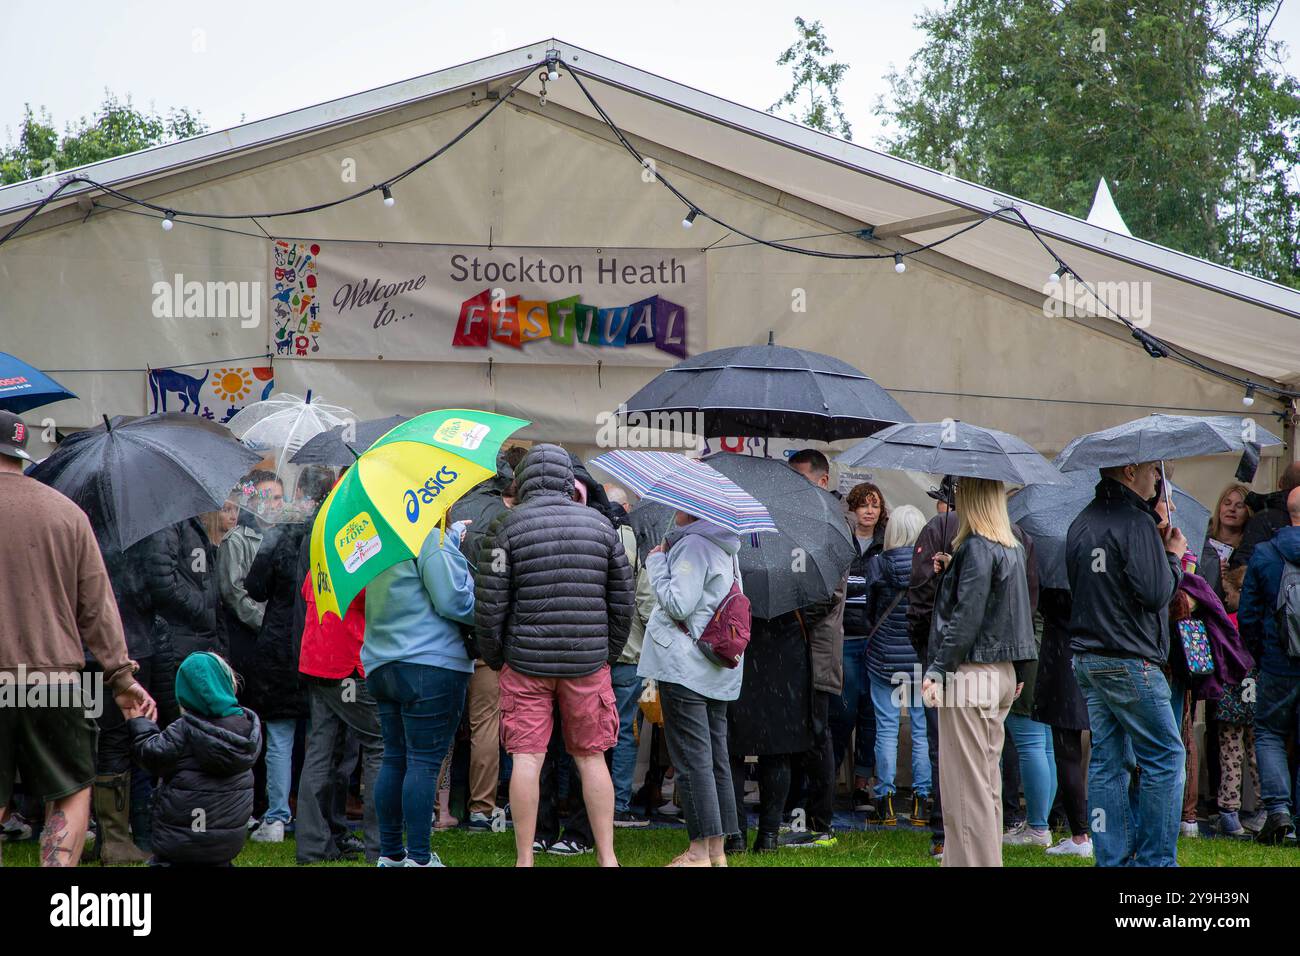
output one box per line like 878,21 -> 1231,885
213,367 -> 253,403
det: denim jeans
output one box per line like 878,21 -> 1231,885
867,669 -> 930,798
368,661 -> 469,864
1074,653 -> 1184,867
659,680 -> 738,840
263,718 -> 297,823
1005,713 -> 1056,829
830,638 -> 876,779
609,663 -> 643,814
1253,669 -> 1300,816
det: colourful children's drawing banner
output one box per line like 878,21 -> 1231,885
145,365 -> 275,423
268,240 -> 704,365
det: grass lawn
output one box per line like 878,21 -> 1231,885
4,826 -> 1295,867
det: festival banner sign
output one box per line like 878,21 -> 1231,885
268,240 -> 704,365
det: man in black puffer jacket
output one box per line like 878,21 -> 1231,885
475,444 -> 633,867
141,516 -> 226,661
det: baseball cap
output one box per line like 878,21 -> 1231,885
0,410 -> 32,461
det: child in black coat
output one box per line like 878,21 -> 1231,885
126,652 -> 261,866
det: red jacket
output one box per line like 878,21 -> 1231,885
299,573 -> 366,679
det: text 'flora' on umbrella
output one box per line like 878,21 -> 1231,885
310,409 -> 529,620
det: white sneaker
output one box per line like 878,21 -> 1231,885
1045,836 -> 1093,857
250,819 -> 285,843
404,853 -> 446,867
377,855 -> 406,867
1002,822 -> 1052,846
1180,821 -> 1200,838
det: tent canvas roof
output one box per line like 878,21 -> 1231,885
4,38 -> 1298,386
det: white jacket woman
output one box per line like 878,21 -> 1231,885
638,517 -> 744,700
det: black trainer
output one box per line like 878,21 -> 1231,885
724,832 -> 748,855
751,830 -> 779,853
1256,811 -> 1295,845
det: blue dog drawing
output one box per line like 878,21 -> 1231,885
149,367 -> 210,414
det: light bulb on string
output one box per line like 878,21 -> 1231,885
894,254 -> 906,274
1243,384 -> 1256,407
161,211 -> 174,231
382,185 -> 395,208
682,208 -> 698,229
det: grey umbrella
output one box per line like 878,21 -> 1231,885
621,332 -> 912,442
1054,414 -> 1281,472
1008,471 -> 1210,589
702,452 -> 854,619
289,414 -> 407,465
836,421 -> 1066,486
27,412 -> 264,550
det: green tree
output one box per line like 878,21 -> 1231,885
770,17 -> 854,140
877,0 -> 1300,287
1,92 -> 206,185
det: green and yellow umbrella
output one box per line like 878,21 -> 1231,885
310,408 -> 529,620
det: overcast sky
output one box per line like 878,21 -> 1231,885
5,0 -> 1300,154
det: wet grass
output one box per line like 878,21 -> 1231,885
4,825 -> 1294,867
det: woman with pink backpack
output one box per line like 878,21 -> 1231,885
637,509 -> 746,867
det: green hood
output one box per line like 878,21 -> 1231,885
175,653 -> 242,719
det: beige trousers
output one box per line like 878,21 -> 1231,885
467,661 -> 501,815
937,661 -> 1016,867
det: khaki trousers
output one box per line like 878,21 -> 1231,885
467,661 -> 501,815
937,661 -> 1015,867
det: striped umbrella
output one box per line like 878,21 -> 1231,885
588,449 -> 777,535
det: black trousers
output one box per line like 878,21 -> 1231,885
94,658 -> 156,776
730,753 -> 792,835
1051,726 -> 1089,837
789,691 -> 835,832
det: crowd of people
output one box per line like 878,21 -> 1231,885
2,402 -> 1299,868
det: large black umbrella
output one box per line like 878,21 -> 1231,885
837,421 -> 1066,486
621,333 -> 912,442
702,452 -> 854,618
289,414 -> 408,465
1053,414 -> 1281,472
27,412 -> 263,550
1008,471 -> 1211,589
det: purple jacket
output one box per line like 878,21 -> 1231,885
1177,572 -> 1254,701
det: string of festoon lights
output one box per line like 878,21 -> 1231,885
1,51 -> 1293,408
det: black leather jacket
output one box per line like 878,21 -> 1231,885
1065,478 -> 1181,662
925,533 -> 1036,679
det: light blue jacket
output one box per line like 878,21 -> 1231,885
362,525 -> 475,676
637,520 -> 743,701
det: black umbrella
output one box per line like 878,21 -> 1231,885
289,414 -> 408,465
702,452 -> 854,618
1008,471 -> 1210,589
621,332 -> 912,442
627,498 -> 675,563
837,421 -> 1066,486
27,412 -> 264,550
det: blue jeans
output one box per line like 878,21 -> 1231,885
867,669 -> 929,798
1254,669 -> 1300,816
1074,653 -> 1184,867
368,661 -> 469,864
263,718 -> 296,823
831,639 -> 876,779
1005,713 -> 1056,829
610,663 -> 643,813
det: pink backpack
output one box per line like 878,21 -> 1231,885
677,559 -> 751,668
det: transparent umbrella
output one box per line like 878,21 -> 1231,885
225,390 -> 352,508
